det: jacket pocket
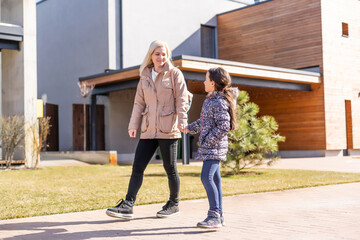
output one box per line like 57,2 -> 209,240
159,105 -> 176,133
199,131 -> 209,147
141,106 -> 149,133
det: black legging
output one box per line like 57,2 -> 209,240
125,139 -> 180,203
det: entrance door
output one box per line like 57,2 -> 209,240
345,100 -> 353,150
73,104 -> 105,151
45,103 -> 59,151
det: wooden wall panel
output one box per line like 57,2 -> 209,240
73,104 -> 90,151
217,0 -> 322,70
238,85 -> 326,150
73,104 -> 105,151
345,100 -> 353,149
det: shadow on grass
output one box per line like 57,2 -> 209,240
145,172 -> 201,177
222,171 -> 264,177
146,171 -> 265,178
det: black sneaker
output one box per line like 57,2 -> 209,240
197,210 -> 222,228
106,199 -> 134,219
156,200 -> 180,218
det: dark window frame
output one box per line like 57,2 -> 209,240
201,24 -> 216,58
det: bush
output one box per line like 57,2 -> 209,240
27,117 -> 51,168
1,115 -> 25,168
223,91 -> 285,174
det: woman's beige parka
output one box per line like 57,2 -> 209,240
128,62 -> 189,139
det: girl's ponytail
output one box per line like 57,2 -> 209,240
223,88 -> 237,131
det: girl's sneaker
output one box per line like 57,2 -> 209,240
197,210 -> 222,228
220,213 -> 226,226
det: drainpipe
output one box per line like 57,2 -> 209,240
119,0 -> 123,69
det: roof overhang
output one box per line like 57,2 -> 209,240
80,55 -> 322,95
0,22 -> 23,50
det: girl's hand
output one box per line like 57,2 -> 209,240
128,129 -> 137,138
178,124 -> 189,133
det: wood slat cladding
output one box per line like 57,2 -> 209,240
217,0 -> 322,69
345,100 -> 353,149
73,104 -> 105,151
238,85 -> 326,150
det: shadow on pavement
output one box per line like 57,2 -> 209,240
1,219 -> 216,239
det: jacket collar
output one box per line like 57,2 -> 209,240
208,91 -> 225,99
207,88 -> 239,100
142,61 -> 173,79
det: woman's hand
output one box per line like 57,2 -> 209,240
128,129 -> 137,138
178,124 -> 189,133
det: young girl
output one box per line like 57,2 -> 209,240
179,67 -> 238,228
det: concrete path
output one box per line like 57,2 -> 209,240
263,156 -> 360,173
1,183 -> 359,240
1,156 -> 360,240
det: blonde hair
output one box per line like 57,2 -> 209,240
139,40 -> 172,75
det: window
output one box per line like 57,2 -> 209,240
342,22 -> 349,37
201,25 -> 216,58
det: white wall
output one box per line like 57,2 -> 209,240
122,0 -> 244,68
37,0 -> 112,151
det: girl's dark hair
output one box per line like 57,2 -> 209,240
208,67 -> 236,130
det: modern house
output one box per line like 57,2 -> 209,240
38,0 -> 360,162
0,0 -> 38,166
215,0 -> 360,157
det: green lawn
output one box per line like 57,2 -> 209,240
1,164 -> 360,220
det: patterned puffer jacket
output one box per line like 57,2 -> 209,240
187,88 -> 238,161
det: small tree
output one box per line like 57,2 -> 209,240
27,117 -> 51,169
223,91 -> 285,174
77,82 -> 95,151
1,115 -> 25,168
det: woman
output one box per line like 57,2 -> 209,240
180,67 -> 238,228
106,40 -> 190,219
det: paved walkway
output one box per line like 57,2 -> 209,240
1,157 -> 360,240
261,156 -> 360,173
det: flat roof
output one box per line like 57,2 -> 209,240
0,22 -> 23,42
79,55 -> 321,95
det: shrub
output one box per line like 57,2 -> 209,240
1,115 -> 25,168
27,117 -> 51,168
223,91 -> 285,174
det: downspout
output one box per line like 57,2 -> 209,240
119,0 -> 123,69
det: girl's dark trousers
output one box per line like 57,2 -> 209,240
125,139 -> 180,203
